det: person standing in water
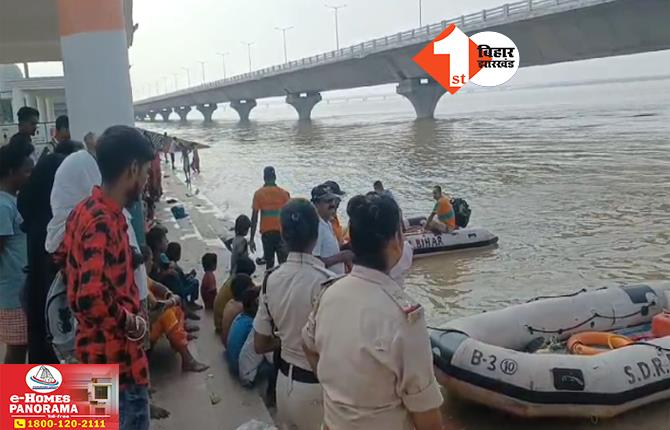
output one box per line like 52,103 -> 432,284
168,135 -> 177,170
181,146 -> 191,184
191,148 -> 201,174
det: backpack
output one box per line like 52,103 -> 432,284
451,198 -> 471,228
45,271 -> 78,363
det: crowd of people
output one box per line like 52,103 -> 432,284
207,166 -> 449,429
0,113 -> 216,429
0,108 -> 456,429
161,131 -> 201,185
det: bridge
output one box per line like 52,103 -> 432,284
133,0 -> 670,122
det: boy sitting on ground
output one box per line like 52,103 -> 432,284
166,242 -> 202,310
214,256 -> 256,334
226,287 -> 272,387
141,246 -> 209,373
221,273 -> 255,347
146,226 -> 200,321
200,253 -> 218,310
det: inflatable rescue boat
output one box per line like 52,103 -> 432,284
430,283 -> 670,418
403,216 -> 498,257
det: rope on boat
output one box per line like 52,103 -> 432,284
629,341 -> 670,353
526,288 -> 588,303
526,304 -> 654,335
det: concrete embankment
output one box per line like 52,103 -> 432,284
148,172 -> 274,429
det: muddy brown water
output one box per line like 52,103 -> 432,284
145,77 -> 670,428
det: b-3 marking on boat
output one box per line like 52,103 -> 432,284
470,349 -> 518,375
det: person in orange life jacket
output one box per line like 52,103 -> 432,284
250,166 -> 291,270
322,180 -> 346,245
425,185 -> 456,234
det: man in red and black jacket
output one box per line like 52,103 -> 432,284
54,125 -> 155,430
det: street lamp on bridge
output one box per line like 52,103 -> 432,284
172,73 -> 179,91
181,67 -> 191,87
216,52 -> 230,79
197,61 -> 207,84
242,41 -> 255,73
419,0 -> 423,27
325,4 -> 346,50
274,26 -> 294,63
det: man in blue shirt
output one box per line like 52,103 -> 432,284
226,287 -> 259,377
0,135 -> 35,363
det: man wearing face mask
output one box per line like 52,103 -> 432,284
303,193 -> 443,430
53,126 -> 155,430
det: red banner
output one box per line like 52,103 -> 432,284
0,365 -> 119,430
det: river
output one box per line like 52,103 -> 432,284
145,77 -> 670,428
146,76 -> 669,321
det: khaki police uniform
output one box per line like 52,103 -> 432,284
254,252 -> 334,430
303,265 -> 443,430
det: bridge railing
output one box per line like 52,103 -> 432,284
136,0 -> 611,105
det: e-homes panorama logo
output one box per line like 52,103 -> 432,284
25,365 -> 63,393
414,24 -> 519,93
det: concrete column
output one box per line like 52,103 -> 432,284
196,103 -> 218,122
158,108 -> 172,122
25,94 -> 37,109
36,96 -> 47,121
11,88 -> 25,122
286,92 -> 322,121
147,111 -> 157,122
57,0 -> 134,139
396,78 -> 446,120
45,97 -> 56,122
174,106 -> 192,122
229,99 -> 256,122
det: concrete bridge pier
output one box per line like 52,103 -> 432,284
286,92 -> 322,121
134,112 -> 146,122
174,106 -> 191,122
158,108 -> 172,122
396,78 -> 445,119
147,111 -> 158,122
230,99 -> 257,122
197,103 -> 218,122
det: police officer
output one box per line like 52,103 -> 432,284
303,193 -> 444,430
254,198 -> 335,430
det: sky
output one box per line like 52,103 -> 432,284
22,0 -> 670,99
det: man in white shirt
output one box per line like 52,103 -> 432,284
45,146 -> 101,253
310,184 -> 353,274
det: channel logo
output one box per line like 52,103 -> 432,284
414,24 -> 520,93
25,365 -> 63,393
